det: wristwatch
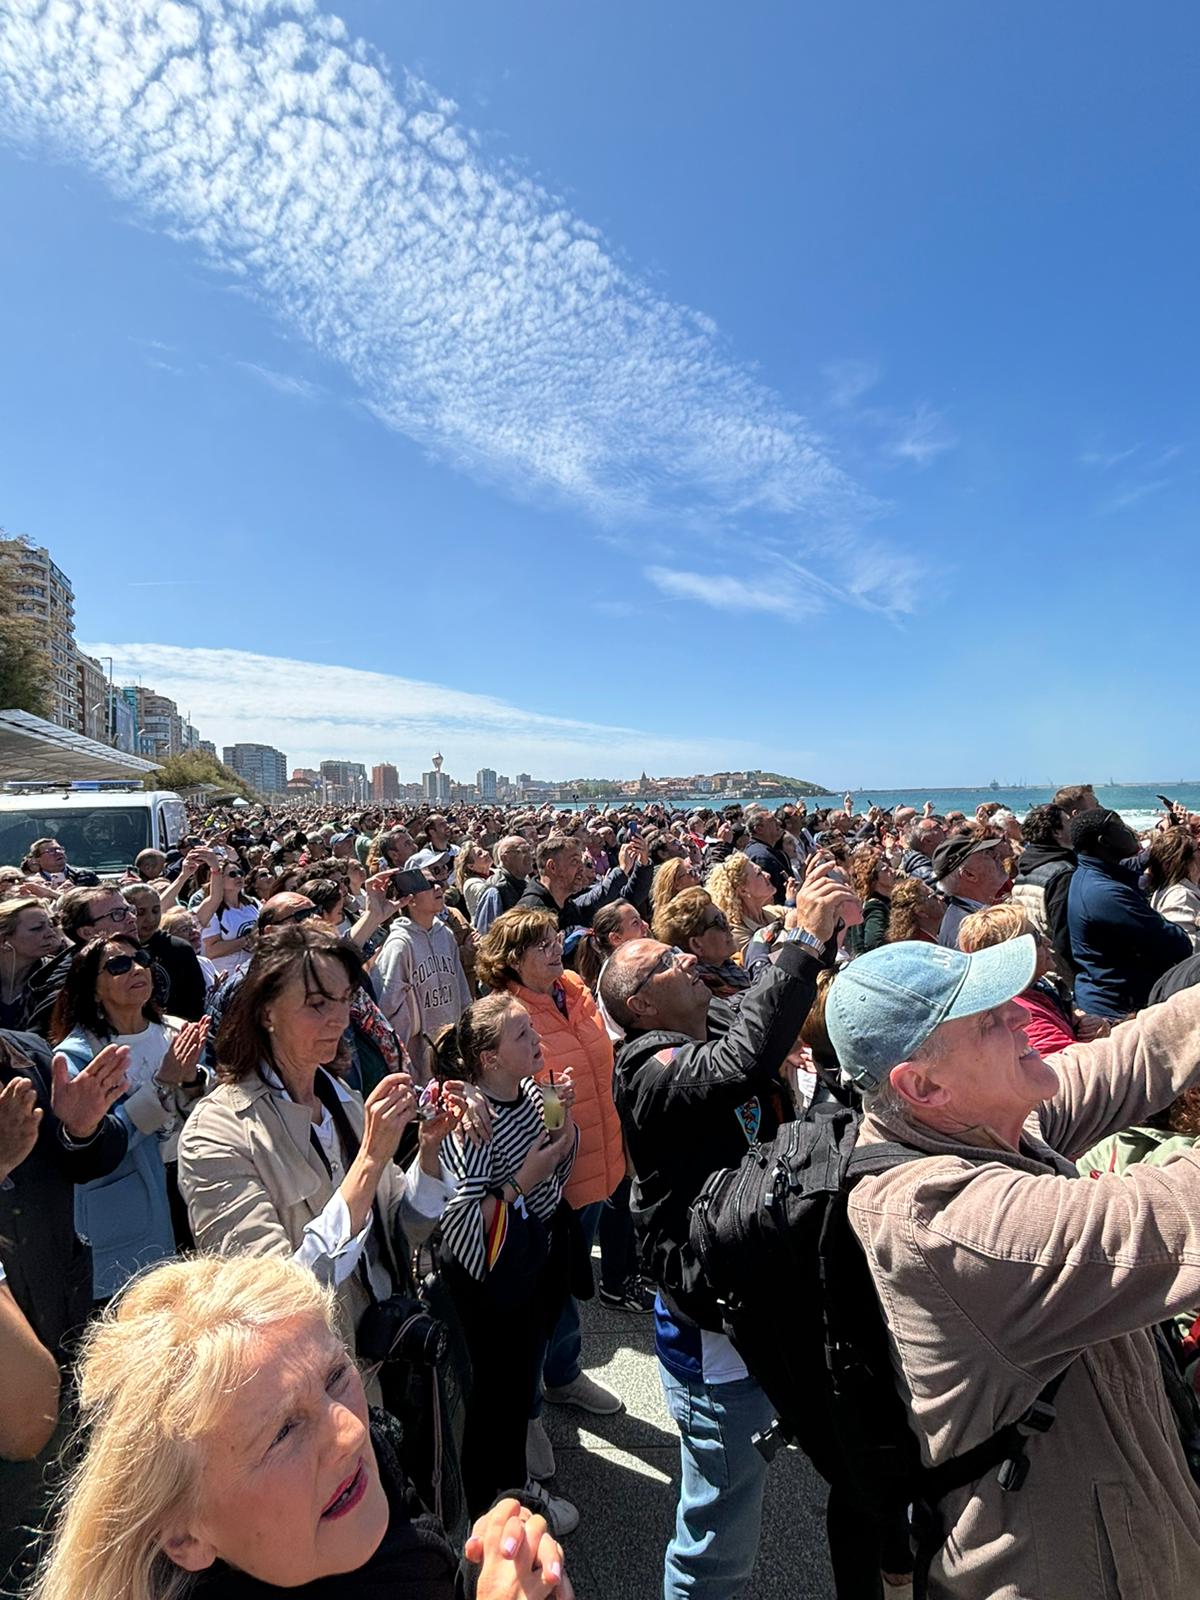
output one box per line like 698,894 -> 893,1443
777,927 -> 825,958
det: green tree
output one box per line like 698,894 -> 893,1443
0,535 -> 51,717
146,749 -> 258,801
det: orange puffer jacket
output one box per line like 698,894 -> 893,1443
512,972 -> 625,1209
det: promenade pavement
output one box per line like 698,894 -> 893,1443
543,1290 -> 839,1599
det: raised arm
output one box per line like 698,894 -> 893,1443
1038,981 -> 1200,1158
179,1079 -> 416,1290
0,1281 -> 59,1461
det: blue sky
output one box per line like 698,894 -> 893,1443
1,0 -> 1197,787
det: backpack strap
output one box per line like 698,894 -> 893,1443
846,1140 -> 927,1183
910,1365 -> 1071,1600
843,1137 -> 1075,1600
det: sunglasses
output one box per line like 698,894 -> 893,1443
702,910 -> 729,931
103,949 -> 153,977
628,948 -> 683,1002
285,905 -> 322,924
225,869 -> 245,880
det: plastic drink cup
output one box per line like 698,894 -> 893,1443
542,1081 -> 564,1131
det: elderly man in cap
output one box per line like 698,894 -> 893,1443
932,832 -> 1009,948
826,937 -> 1200,1600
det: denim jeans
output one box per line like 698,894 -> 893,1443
658,1362 -> 774,1600
531,1200 -> 605,1414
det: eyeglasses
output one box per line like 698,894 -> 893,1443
531,934 -> 564,956
82,904 -> 133,926
628,948 -> 682,1002
103,949 -> 153,977
702,910 -> 729,931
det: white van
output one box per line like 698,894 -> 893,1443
0,783 -> 188,880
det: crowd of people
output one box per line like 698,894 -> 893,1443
2,783 -> 1200,1599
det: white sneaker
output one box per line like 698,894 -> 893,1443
526,1416 -> 556,1481
542,1371 -> 624,1415
523,1477 -> 580,1537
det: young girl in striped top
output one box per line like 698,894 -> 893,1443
433,994 -> 578,1528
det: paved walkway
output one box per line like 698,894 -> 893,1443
541,1291 -> 838,1599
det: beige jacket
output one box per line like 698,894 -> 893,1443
177,1072 -> 445,1364
849,983 -> 1200,1600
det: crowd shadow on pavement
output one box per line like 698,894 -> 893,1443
541,1296 -> 837,1599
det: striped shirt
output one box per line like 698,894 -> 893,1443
439,1078 -> 578,1281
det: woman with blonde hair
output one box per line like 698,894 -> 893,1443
0,897 -> 62,1029
29,1254 -> 570,1600
449,842 -> 495,920
649,856 -> 700,931
957,902 -> 1079,1055
703,850 -> 784,955
652,887 -> 749,996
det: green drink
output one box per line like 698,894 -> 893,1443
542,1076 -> 564,1131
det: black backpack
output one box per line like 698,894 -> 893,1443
688,1101 -> 1068,1598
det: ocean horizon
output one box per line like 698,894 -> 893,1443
555,783 -> 1200,832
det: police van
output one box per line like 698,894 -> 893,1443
0,782 -> 188,881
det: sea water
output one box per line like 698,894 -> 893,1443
557,783 -> 1200,832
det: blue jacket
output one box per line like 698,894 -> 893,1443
1067,853 -> 1192,1018
57,1030 -> 177,1301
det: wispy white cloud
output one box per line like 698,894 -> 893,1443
644,547 -> 923,623
883,403 -> 956,467
234,360 -> 320,401
1096,478 -> 1172,515
1080,444 -> 1141,471
644,566 -> 815,619
0,0 -> 856,533
821,360 -> 955,475
823,358 -> 880,410
80,640 -> 753,775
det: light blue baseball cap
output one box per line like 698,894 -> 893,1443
825,935 -> 1037,1090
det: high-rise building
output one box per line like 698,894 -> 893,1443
320,760 -> 368,807
1,537 -> 80,730
197,739 -> 217,758
292,767 -> 320,786
76,651 -> 108,743
422,768 -> 452,803
476,767 -> 497,800
130,687 -> 186,760
109,688 -> 138,754
371,762 -> 400,801
224,743 -> 288,794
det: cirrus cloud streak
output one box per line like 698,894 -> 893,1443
0,0 -> 858,535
